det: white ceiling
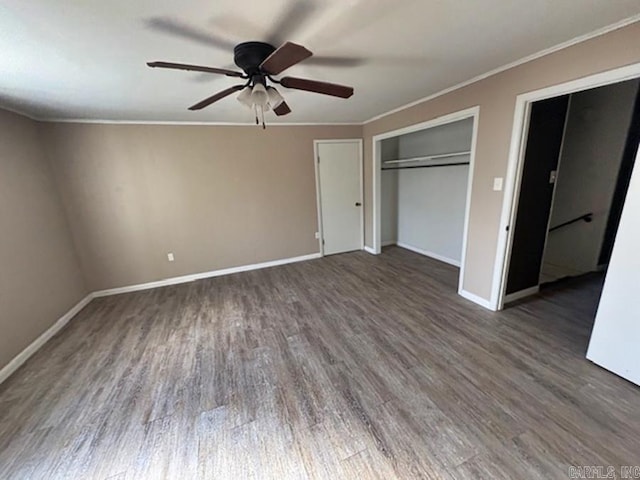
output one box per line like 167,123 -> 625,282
1,0 -> 639,124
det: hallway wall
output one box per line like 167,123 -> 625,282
542,79 -> 639,281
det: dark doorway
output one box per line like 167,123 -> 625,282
505,78 -> 640,305
505,95 -> 569,295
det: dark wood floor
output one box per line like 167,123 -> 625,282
1,247 -> 639,479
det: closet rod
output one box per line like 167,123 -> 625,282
382,162 -> 470,171
383,150 -> 471,164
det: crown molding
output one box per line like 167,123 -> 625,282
0,104 -> 41,121
362,14 -> 640,125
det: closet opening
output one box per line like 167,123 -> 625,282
372,107 -> 479,295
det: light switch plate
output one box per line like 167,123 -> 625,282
493,177 -> 503,191
167,253 -> 175,262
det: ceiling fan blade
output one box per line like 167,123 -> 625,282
145,17 -> 236,51
188,85 -> 245,111
280,77 -> 354,98
273,101 -> 292,116
305,56 -> 367,68
147,61 -> 244,77
260,42 -> 312,75
265,0 -> 318,46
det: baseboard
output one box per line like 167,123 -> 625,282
458,289 -> 496,311
0,294 -> 93,385
1,252 -> 324,385
504,285 -> 540,304
396,242 -> 461,267
92,252 -> 322,297
363,242 -> 395,254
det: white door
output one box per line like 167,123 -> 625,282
317,141 -> 362,255
586,146 -> 640,386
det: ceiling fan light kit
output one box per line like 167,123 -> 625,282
249,82 -> 268,106
240,81 -> 275,128
147,40 -> 354,128
266,87 -> 284,109
236,86 -> 253,108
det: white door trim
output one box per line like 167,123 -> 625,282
492,62 -> 640,311
371,106 -> 480,299
460,108 -> 481,295
313,139 -> 364,256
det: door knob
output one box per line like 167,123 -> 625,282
355,202 -> 362,206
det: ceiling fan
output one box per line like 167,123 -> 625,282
147,40 -> 354,127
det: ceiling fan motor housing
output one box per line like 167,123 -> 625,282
234,42 -> 276,76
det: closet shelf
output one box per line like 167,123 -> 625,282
383,150 -> 471,164
382,161 -> 469,171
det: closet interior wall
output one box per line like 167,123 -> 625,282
380,118 -> 473,266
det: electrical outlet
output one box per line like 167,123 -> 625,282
493,177 -> 503,191
167,253 -> 175,262
315,232 -> 320,239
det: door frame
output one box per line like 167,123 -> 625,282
313,139 -> 364,257
371,106 -> 480,295
492,62 -> 640,310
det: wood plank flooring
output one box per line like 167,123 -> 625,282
1,247 -> 639,479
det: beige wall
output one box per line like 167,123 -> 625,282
41,124 -> 361,291
0,109 -> 87,371
363,22 -> 640,303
